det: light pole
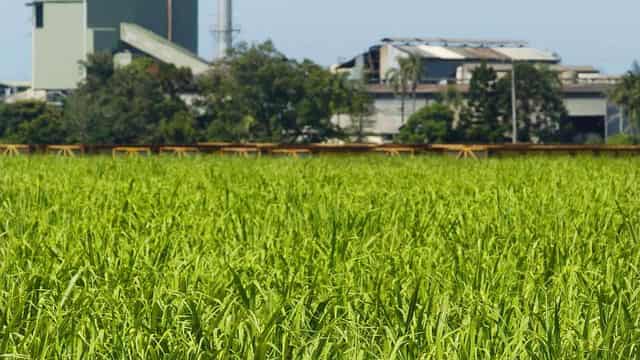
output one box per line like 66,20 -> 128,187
511,61 -> 518,144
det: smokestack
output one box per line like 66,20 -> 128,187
217,0 -> 233,59
167,0 -> 173,41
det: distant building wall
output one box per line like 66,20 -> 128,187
171,0 -> 198,54
564,97 -> 607,117
87,0 -> 197,54
335,91 -> 615,141
33,1 -> 86,90
32,0 -> 198,90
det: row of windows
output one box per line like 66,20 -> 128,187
35,3 -> 44,28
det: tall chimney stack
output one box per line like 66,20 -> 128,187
217,0 -> 233,59
167,0 -> 173,41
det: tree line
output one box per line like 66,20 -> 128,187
1,42 -> 638,145
396,61 -> 572,144
0,42 -> 369,145
609,61 -> 640,144
396,57 -> 640,145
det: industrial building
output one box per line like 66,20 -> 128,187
0,81 -> 31,102
334,38 -> 626,143
27,0 -> 208,92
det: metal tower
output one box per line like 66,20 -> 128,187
216,0 -> 233,59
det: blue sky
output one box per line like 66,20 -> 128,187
1,0 -> 638,81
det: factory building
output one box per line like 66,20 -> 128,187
27,0 -> 207,92
0,81 -> 31,102
334,38 -> 624,143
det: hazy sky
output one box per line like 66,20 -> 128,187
1,0 -> 638,81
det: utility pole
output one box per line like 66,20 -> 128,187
511,62 -> 518,144
604,104 -> 609,143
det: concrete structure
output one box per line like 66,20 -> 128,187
334,38 -> 623,143
0,81 -> 32,102
216,0 -> 234,59
28,0 -> 204,91
119,23 -> 210,75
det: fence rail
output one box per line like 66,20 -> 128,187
1,144 -> 639,158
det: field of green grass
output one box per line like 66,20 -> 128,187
1,156 -> 640,359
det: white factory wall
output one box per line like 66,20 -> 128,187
335,95 -> 610,139
564,97 -> 607,117
332,97 -> 430,136
33,2 -> 86,90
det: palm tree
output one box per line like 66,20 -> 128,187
611,61 -> 640,135
385,67 -> 408,125
400,54 -> 424,114
439,85 -> 465,127
385,54 -> 424,124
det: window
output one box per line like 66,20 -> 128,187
35,3 -> 43,28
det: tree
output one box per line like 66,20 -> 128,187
335,69 -> 375,142
400,54 -> 424,114
65,53 -> 196,145
196,64 -> 255,142
0,101 -> 66,144
459,63 -> 507,143
385,59 -> 410,125
397,103 -> 455,144
611,61 -> 640,136
438,85 -> 465,127
496,63 -> 569,143
197,41 -> 347,143
294,60 -> 346,142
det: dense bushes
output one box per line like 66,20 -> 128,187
397,103 -> 457,144
0,42 -> 363,145
0,101 -> 66,144
196,42 -> 350,143
2,47 -> 636,145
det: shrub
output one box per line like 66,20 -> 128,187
397,103 -> 456,144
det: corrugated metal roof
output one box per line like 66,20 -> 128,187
448,47 -> 511,61
393,44 -> 559,62
395,45 -> 429,58
0,81 -> 31,88
492,47 -> 558,62
366,83 -> 612,95
415,45 -> 466,60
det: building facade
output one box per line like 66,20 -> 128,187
334,38 -> 623,143
29,0 -> 199,91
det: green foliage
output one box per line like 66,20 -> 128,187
438,85 -> 465,125
65,54 -> 195,145
1,156 -> 640,358
397,103 -> 455,144
156,111 -> 198,145
607,133 -> 637,145
610,61 -> 640,136
197,41 -> 351,143
497,63 -> 570,143
0,101 -> 66,144
459,63 -> 507,143
457,63 -> 570,143
385,54 -> 423,124
340,72 -> 375,142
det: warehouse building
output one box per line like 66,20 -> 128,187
334,38 -> 624,143
0,81 -> 31,102
27,0 -> 208,92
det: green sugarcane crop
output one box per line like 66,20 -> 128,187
1,156 -> 640,359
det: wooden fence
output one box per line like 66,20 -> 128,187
1,144 -> 639,158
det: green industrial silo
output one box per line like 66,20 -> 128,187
29,0 -> 199,90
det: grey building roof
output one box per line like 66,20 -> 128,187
393,44 -> 559,63
0,81 -> 31,88
366,83 -> 613,95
